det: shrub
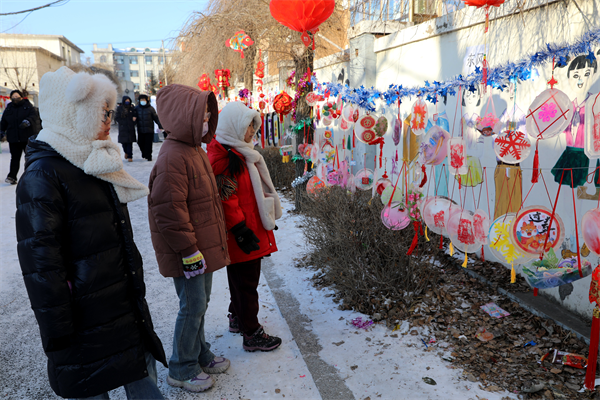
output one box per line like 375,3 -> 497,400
257,147 -> 296,198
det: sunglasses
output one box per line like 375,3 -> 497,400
102,110 -> 115,122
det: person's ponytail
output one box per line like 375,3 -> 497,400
222,144 -> 246,177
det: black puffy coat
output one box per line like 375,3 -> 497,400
135,102 -> 162,135
15,139 -> 167,398
0,99 -> 39,142
115,96 -> 137,143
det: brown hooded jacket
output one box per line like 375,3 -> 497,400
148,85 -> 230,277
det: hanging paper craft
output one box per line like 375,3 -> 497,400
340,118 -> 350,131
342,104 -> 360,123
215,69 -> 231,89
526,88 -> 573,140
305,92 -> 323,107
500,105 -> 527,134
198,73 -> 211,91
279,145 -> 293,163
488,213 -> 530,265
410,99 -> 428,136
374,116 -> 388,137
375,176 -> 392,196
585,92 -> 600,159
522,251 -> 592,290
380,185 -> 403,205
269,0 -> 335,48
273,92 -> 293,122
447,210 -> 481,253
493,130 -> 532,164
322,100 -> 341,119
475,96 -> 501,137
393,117 -> 402,146
322,116 -> 333,126
473,209 -> 490,245
226,31 -> 254,59
582,209 -> 600,255
510,206 -> 565,258
381,203 -> 411,231
420,126 -> 450,165
306,176 -> 326,194
355,168 -> 374,190
422,196 -> 456,236
355,114 -> 377,143
447,137 -> 468,175
584,209 -> 600,390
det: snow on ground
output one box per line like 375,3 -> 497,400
0,129 -> 516,399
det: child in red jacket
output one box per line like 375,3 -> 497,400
207,101 -> 282,352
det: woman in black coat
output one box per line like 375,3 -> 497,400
15,66 -> 166,399
135,94 -> 162,161
0,90 -> 40,184
115,95 -> 137,162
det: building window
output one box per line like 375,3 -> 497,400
100,55 -> 107,63
146,71 -> 153,78
130,71 -> 139,77
134,83 -> 140,90
115,55 -> 124,64
116,71 -> 125,78
129,56 -> 138,64
145,56 -> 153,65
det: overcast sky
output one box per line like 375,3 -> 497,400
0,0 -> 208,60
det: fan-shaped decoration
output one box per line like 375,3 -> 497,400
355,168 -> 374,190
381,203 -> 411,231
526,88 -> 573,140
410,99 -> 428,136
510,206 -> 565,258
585,92 -> 600,159
273,92 -> 293,122
493,130 -> 532,164
269,0 -> 336,48
198,73 -> 211,91
420,126 -> 450,165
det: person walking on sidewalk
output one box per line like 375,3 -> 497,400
207,101 -> 282,352
15,66 -> 167,399
1,90 -> 40,184
115,95 -> 137,162
136,94 -> 162,161
148,84 -> 230,393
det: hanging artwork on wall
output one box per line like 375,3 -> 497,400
510,206 -> 565,258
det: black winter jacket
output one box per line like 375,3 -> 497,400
115,96 -> 137,143
15,139 -> 167,398
0,99 -> 39,142
135,103 -> 162,135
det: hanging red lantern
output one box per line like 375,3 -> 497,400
198,73 -> 211,91
273,92 -> 293,122
269,0 -> 335,49
214,69 -> 231,89
255,49 -> 265,79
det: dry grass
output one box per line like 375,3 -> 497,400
257,147 -> 296,198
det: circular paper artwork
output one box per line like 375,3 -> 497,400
342,104 -> 360,123
488,213 -> 530,265
420,126 -> 450,165
473,209 -> 490,245
476,113 -> 501,137
393,117 -> 402,146
375,177 -> 392,196
493,130 -> 532,164
510,206 -> 565,258
381,202 -> 411,231
306,176 -> 326,194
410,99 -> 428,136
582,208 -> 600,256
380,185 -> 403,205
447,210 -> 480,253
585,92 -> 600,159
374,116 -> 388,137
355,114 -> 378,143
526,88 -> 573,140
447,137 -> 468,175
422,196 -> 456,236
354,168 -> 374,190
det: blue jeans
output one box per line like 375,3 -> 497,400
70,352 -> 163,399
121,143 -> 133,159
169,273 -> 215,381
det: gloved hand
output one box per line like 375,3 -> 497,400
182,251 -> 207,279
19,120 -> 31,129
231,221 -> 260,254
0,131 -> 6,142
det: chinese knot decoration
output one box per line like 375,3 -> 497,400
273,92 -> 293,122
269,0 -> 335,49
198,73 -> 211,91
215,69 -> 231,89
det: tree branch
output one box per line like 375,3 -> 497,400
0,0 -> 68,16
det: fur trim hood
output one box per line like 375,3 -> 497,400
36,66 -> 148,203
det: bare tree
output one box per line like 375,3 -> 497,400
0,47 -> 38,97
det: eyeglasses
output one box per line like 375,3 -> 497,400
102,110 -> 115,122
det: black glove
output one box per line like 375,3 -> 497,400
0,131 -> 5,142
19,120 -> 31,129
231,221 -> 260,254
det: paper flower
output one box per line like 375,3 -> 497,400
538,102 -> 557,122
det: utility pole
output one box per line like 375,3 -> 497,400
162,40 -> 168,86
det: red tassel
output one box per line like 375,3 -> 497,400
585,306 -> 600,390
261,114 -> 265,149
482,57 -> 488,94
533,288 -> 539,297
395,150 -> 399,162
439,234 -> 443,249
317,105 -> 321,121
407,221 -> 420,255
352,128 -> 356,148
458,175 -> 462,190
481,245 -> 485,262
532,140 -> 540,183
419,164 -> 427,188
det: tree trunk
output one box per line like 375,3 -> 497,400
243,43 -> 257,93
292,42 -> 314,211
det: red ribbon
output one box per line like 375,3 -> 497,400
419,164 -> 427,188
407,221 -> 421,256
369,137 -> 385,168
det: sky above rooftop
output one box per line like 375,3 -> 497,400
0,0 -> 208,61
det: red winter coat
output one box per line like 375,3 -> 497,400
207,139 -> 278,263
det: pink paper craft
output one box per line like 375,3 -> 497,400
480,302 -> 510,318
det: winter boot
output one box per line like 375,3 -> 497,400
243,326 -> 282,352
167,372 -> 214,392
228,314 -> 240,333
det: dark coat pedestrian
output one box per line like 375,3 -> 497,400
115,95 -> 137,161
136,94 -> 162,161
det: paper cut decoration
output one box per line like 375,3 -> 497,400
526,88 -> 573,140
447,137 -> 468,175
420,126 -> 450,165
422,196 -> 456,236
494,130 -> 532,164
585,92 -> 600,159
269,0 -> 335,48
374,116 -> 388,137
447,210 -> 482,253
393,117 -> 402,146
473,209 -> 490,244
375,177 -> 392,196
410,99 -> 428,136
510,206 -> 565,258
305,92 -> 322,107
381,203 -> 411,231
306,176 -> 326,194
273,92 -> 293,122
355,114 -> 378,143
355,168 -> 374,190
342,104 -> 360,123
226,31 -> 254,59
488,213 -> 530,264
582,209 -> 600,256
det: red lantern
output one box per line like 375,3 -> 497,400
255,49 -> 265,79
198,73 -> 211,91
273,92 -> 293,122
270,0 -> 335,48
215,69 -> 231,89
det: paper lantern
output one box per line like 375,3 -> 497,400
381,203 -> 411,230
447,137 -> 468,175
306,176 -> 326,194
354,168 -> 374,190
198,73 -> 211,91
420,126 -> 450,165
526,88 -> 573,140
392,116 -> 402,146
493,130 -> 532,164
510,206 -> 565,258
273,92 -> 293,122
269,0 -> 335,48
422,196 -> 456,236
355,114 -> 377,143
582,209 -> 600,256
214,69 -> 231,89
488,213 -> 530,265
410,99 -> 428,136
585,92 -> 600,159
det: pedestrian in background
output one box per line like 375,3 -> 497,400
136,94 -> 162,161
208,101 -> 282,352
0,90 -> 40,184
148,84 -> 230,393
15,66 -> 167,399
115,95 -> 137,162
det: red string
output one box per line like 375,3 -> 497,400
540,170 -> 564,262
570,169 -> 583,278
